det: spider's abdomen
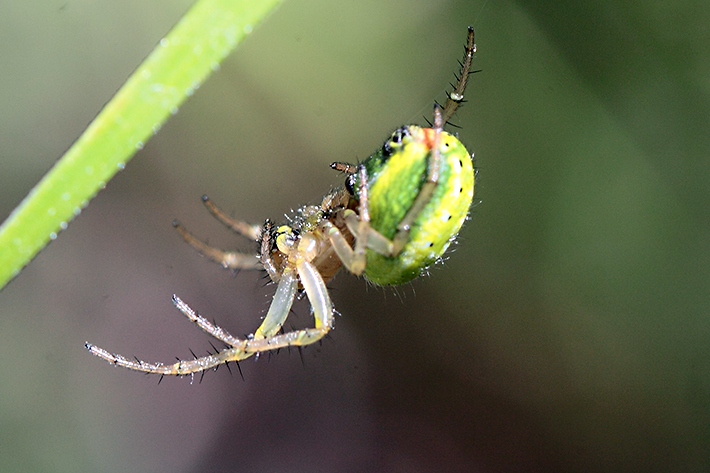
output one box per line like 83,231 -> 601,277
361,125 -> 474,285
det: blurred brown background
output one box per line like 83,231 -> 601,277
1,0 -> 709,471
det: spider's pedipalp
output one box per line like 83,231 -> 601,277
252,268 -> 298,340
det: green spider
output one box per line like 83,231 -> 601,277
86,27 -> 477,376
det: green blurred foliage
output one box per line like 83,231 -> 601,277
0,0 -> 709,472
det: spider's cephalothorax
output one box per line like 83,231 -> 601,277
86,27 -> 477,376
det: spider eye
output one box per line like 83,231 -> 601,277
383,127 -> 409,157
391,127 -> 408,144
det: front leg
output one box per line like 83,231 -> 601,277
85,267 -> 300,376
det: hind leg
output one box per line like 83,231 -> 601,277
172,196 -> 263,270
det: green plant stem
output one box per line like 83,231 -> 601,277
0,0 -> 284,291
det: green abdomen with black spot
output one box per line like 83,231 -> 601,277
360,125 -> 474,285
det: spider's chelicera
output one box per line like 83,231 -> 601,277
86,27 -> 477,377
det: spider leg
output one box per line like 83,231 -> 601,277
172,220 -> 261,270
85,341 -> 248,375
242,259 -> 333,352
258,219 -> 282,282
170,269 -> 298,347
326,108 -> 445,268
376,27 -> 475,253
324,218 -> 360,273
324,167 -> 376,276
388,104 -> 444,254
171,295 -> 244,346
441,26 -> 476,125
350,166 -> 370,274
324,28 -> 476,273
85,269 -> 300,375
330,162 -> 358,174
201,195 -> 261,241
252,268 -> 298,339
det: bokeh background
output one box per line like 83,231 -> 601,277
1,0 -> 709,471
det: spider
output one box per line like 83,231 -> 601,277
86,27 -> 477,377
